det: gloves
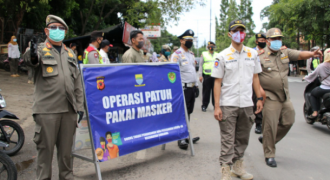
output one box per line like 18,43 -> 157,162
194,86 -> 199,98
77,111 -> 84,123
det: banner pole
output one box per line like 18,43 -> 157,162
178,67 -> 195,156
79,64 -> 103,180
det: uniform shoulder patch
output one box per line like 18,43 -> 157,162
45,42 -> 52,49
175,50 -> 181,54
280,46 -> 287,50
258,49 -> 265,55
214,60 -> 219,68
94,53 -> 98,58
189,51 -> 194,55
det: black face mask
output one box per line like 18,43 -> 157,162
257,42 -> 266,49
209,46 -> 214,51
185,41 -> 193,49
143,52 -> 147,55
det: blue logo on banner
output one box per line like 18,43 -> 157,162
82,64 -> 189,162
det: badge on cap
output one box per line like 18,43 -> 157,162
46,16 -> 50,23
258,34 -> 261,37
189,30 -> 192,34
236,21 -> 240,23
102,32 -> 104,36
274,29 -> 280,35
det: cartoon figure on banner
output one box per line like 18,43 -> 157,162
106,131 -> 120,159
96,137 -> 110,161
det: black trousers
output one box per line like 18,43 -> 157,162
252,90 -> 263,125
184,87 -> 195,115
202,74 -> 215,108
310,86 -> 330,112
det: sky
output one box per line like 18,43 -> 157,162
166,0 -> 273,48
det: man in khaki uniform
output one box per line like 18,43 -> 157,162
258,28 -> 323,167
25,15 -> 84,180
122,30 -> 145,63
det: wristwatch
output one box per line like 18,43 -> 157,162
257,97 -> 264,101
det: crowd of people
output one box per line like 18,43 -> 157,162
3,13 -> 330,180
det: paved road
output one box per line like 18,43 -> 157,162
1,69 -> 328,180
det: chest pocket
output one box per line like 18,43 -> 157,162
42,60 -> 58,77
68,58 -> 78,79
260,57 -> 277,71
225,61 -> 238,70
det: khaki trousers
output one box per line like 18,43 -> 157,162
33,106 -> 77,180
219,106 -> 255,165
262,98 -> 295,158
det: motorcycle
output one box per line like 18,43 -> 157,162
0,90 -> 25,156
0,145 -> 17,180
303,78 -> 330,129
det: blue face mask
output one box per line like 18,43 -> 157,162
13,39 -> 17,42
48,28 -> 65,42
165,52 -> 171,56
270,40 -> 282,51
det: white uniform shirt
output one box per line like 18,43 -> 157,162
8,43 -> 20,58
100,49 -> 110,64
211,44 -> 262,107
171,47 -> 198,85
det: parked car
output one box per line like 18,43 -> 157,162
195,57 -> 201,71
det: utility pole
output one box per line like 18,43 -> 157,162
210,0 -> 212,41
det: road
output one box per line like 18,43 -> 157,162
0,69 -> 328,180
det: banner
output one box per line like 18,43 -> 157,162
140,26 -> 161,38
82,64 -> 189,162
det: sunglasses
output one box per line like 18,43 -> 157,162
47,26 -> 66,31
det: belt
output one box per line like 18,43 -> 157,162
182,83 -> 195,88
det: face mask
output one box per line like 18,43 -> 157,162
101,145 -> 105,149
231,31 -> 246,43
269,40 -> 282,51
209,46 -> 214,51
165,52 -> 171,56
257,42 -> 266,49
143,52 -> 147,55
13,39 -> 17,42
48,29 -> 65,42
107,139 -> 112,143
185,41 -> 193,49
137,41 -> 144,49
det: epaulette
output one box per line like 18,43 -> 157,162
280,46 -> 287,50
45,42 -> 52,49
258,49 -> 265,55
175,50 -> 181,54
189,51 -> 194,55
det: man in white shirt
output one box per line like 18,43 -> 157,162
212,20 -> 263,180
100,39 -> 111,64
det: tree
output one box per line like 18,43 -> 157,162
216,0 -> 238,52
238,0 -> 255,37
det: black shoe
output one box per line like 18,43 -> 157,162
185,137 -> 200,144
265,158 -> 277,167
178,140 -> 188,150
201,106 -> 206,112
255,124 -> 262,134
258,136 -> 263,144
307,114 -> 317,119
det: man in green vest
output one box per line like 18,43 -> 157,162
199,41 -> 218,112
83,31 -> 104,64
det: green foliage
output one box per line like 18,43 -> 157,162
149,29 -> 181,53
246,36 -> 256,48
216,0 -> 255,52
261,0 -> 330,50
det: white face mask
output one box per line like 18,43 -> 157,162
230,31 -> 246,43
